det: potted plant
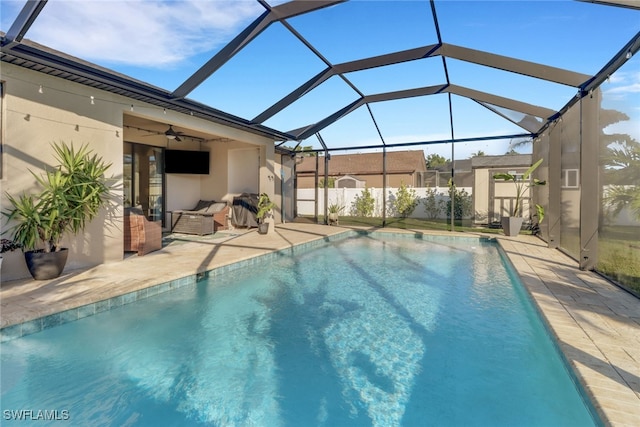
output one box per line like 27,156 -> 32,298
327,203 -> 344,225
493,158 -> 546,236
0,238 -> 22,271
256,193 -> 276,235
3,141 -> 112,280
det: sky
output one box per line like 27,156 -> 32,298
2,0 -> 639,160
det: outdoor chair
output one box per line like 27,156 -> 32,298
124,207 -> 163,256
170,200 -> 229,235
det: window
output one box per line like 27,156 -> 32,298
123,142 -> 165,224
561,169 -> 579,188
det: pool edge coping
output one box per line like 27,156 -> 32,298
1,229 -> 489,342
495,240 -> 606,427
0,230 -> 355,342
495,237 -> 640,427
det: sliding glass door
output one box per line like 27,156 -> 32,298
123,142 -> 164,224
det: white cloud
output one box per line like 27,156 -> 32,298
27,0 -> 263,67
603,70 -> 640,93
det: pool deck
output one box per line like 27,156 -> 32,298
1,223 -> 638,426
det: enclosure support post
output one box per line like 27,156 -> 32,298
579,93 -> 599,270
547,128 -> 561,249
314,154 -> 319,223
383,147 -> 387,227
316,133 -> 330,225
448,93 -> 455,232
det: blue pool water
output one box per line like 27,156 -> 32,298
1,233 -> 597,426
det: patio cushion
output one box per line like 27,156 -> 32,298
193,200 -> 212,212
208,202 -> 227,213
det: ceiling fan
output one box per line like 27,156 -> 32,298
164,125 -> 184,142
131,124 -> 206,143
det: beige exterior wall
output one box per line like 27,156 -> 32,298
1,65 -> 124,280
473,168 -> 490,224
277,154 -> 295,223
493,180 -> 533,220
1,64 -> 276,281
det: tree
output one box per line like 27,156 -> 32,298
283,145 -> 316,156
446,181 -> 472,220
390,182 -> 419,218
351,187 -> 375,217
508,136 -> 533,151
426,153 -> 449,169
598,108 -> 640,222
318,177 -> 335,188
602,137 -> 640,221
422,187 -> 445,219
471,150 -> 486,157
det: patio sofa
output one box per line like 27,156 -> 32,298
124,207 -> 163,256
170,200 -> 230,235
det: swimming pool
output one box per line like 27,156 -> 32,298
1,232 -> 598,426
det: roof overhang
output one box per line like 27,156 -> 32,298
0,35 -> 294,141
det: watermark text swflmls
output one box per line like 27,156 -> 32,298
3,410 -> 70,421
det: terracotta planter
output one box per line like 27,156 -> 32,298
501,217 -> 524,237
24,249 -> 68,280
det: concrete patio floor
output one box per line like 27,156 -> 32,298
1,223 -> 638,426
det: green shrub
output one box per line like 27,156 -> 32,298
391,183 -> 419,218
351,187 -> 375,217
422,187 -> 444,219
318,177 -> 335,188
446,183 -> 472,220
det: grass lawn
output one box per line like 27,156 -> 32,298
598,226 -> 640,296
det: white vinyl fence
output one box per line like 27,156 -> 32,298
297,187 -> 473,219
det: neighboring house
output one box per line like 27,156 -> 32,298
296,150 -> 427,188
423,159 -> 473,188
471,154 -> 535,225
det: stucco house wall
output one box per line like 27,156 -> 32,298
1,63 -> 277,281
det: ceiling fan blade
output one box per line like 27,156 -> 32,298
165,125 -> 179,138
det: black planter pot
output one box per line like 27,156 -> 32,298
24,249 -> 68,280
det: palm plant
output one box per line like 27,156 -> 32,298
3,142 -> 112,252
493,158 -> 546,218
602,138 -> 640,221
256,193 -> 276,224
327,203 -> 344,214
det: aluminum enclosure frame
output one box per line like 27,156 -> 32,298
3,0 -> 637,151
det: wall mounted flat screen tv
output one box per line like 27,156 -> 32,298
164,150 -> 210,174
